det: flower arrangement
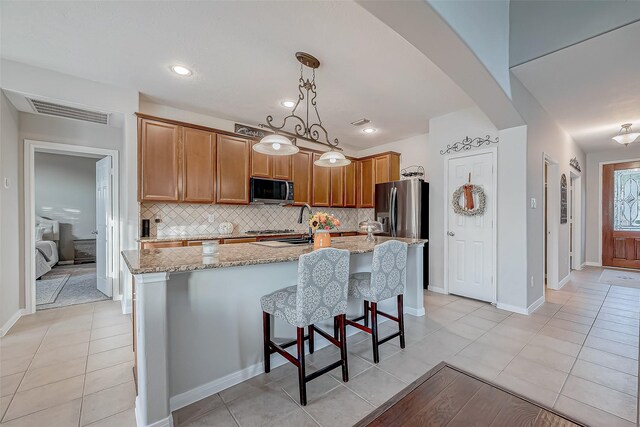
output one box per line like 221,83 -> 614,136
309,211 -> 341,231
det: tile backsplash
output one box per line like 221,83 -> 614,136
140,203 -> 375,237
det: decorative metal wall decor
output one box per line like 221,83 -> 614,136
259,52 -> 343,151
234,124 -> 295,143
560,174 -> 568,224
569,157 -> 581,172
400,166 -> 425,179
440,135 -> 499,155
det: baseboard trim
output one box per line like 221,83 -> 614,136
0,309 -> 26,337
121,297 -> 132,315
585,261 -> 602,267
427,286 -> 446,295
136,397 -> 174,427
496,302 -> 528,315
405,307 -> 425,317
526,295 -> 545,314
557,274 -> 570,290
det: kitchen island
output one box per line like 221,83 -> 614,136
122,236 -> 426,427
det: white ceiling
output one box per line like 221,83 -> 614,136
0,1 -> 472,150
512,21 -> 640,152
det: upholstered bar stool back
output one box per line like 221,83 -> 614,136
346,240 -> 408,363
261,248 -> 351,405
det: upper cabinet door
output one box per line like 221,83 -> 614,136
139,118 -> 180,202
331,167 -> 344,207
216,135 -> 250,204
250,141 -> 271,178
272,155 -> 292,181
182,128 -> 216,203
358,158 -> 375,208
344,162 -> 357,208
292,150 -> 312,206
312,153 -> 331,207
375,156 -> 390,184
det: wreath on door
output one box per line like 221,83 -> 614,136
452,184 -> 486,216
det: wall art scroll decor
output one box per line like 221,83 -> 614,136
440,135 -> 499,155
569,157 -> 581,172
452,173 -> 487,216
560,174 -> 568,224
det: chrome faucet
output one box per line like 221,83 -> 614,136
298,203 -> 313,240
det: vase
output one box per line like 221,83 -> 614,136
314,230 -> 332,250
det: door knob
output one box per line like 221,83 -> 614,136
447,231 -> 455,236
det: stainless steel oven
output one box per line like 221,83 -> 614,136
250,178 -> 294,204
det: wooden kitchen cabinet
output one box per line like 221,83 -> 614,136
292,150 -> 312,206
344,161 -> 357,207
272,155 -> 292,180
358,158 -> 375,208
374,153 -> 401,184
140,241 -> 185,250
250,141 -> 272,178
138,118 -> 181,202
182,127 -> 216,203
217,135 -> 251,204
250,142 -> 292,180
312,153 -> 331,207
330,166 -> 344,207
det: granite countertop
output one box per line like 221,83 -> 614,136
137,229 -> 361,243
122,236 -> 427,275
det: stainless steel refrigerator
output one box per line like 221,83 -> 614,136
375,179 -> 429,288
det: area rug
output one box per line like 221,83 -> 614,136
36,274 -> 70,305
37,263 -> 109,310
599,269 -> 640,289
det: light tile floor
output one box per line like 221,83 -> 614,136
0,300 -> 136,427
175,267 -> 640,427
2,267 -> 638,427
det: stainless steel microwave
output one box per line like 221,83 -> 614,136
250,178 -> 294,205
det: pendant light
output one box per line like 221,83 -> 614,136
257,52 -> 346,163
253,134 -> 299,155
613,123 -> 640,146
314,150 -> 351,167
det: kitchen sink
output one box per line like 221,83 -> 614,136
272,237 -> 312,245
251,237 -> 312,247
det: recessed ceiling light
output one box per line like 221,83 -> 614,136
170,65 -> 192,76
362,128 -> 377,134
281,100 -> 296,108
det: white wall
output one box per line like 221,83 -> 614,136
510,76 -> 585,306
427,106 -> 528,310
510,0 -> 640,67
1,91 -> 22,331
584,145 -> 640,265
34,152 -> 99,261
428,0 -> 511,97
357,133 -> 429,172
1,59 -> 139,313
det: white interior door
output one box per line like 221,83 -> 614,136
447,151 -> 495,302
96,157 -> 112,297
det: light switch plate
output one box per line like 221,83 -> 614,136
208,214 -> 216,223
530,197 -> 537,209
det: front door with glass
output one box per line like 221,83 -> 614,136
602,161 -> 640,268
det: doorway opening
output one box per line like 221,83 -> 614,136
25,140 -> 119,314
543,154 -> 560,290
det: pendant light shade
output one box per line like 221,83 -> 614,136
613,123 -> 640,146
314,150 -> 351,167
253,134 -> 299,155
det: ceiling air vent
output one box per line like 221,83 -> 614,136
350,118 -> 371,127
27,98 -> 110,125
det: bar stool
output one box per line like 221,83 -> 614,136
261,248 -> 350,406
345,240 -> 408,363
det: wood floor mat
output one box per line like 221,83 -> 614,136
355,362 -> 586,427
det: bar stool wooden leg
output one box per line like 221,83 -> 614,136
338,314 -> 349,382
262,311 -> 271,373
370,302 -> 379,363
296,327 -> 307,405
363,301 -> 369,328
333,317 -> 339,340
308,325 -> 315,354
397,295 -> 405,349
